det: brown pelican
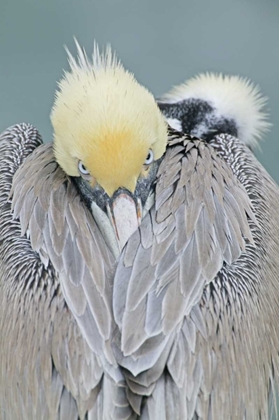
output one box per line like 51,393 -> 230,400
1,42 -> 279,419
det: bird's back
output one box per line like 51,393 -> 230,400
1,112 -> 279,418
112,132 -> 279,420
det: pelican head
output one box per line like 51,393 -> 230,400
51,40 -> 168,254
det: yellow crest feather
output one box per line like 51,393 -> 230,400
51,40 -> 168,195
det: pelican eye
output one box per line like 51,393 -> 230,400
78,161 -> 90,177
144,149 -> 154,165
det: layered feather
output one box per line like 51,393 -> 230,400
113,131 -> 255,363
2,122 -> 279,419
113,131 -> 279,419
0,124 -> 132,419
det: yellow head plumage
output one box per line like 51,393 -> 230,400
51,41 -> 168,196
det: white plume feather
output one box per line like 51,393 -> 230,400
160,73 -> 270,147
65,38 -> 120,73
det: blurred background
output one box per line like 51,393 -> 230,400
0,0 -> 279,181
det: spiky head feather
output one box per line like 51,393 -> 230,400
51,40 -> 167,196
160,73 -> 270,148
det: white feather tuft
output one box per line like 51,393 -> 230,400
65,38 -> 120,73
160,73 -> 271,147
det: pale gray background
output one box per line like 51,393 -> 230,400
0,0 -> 279,181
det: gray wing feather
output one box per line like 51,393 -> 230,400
1,125 -> 135,419
126,132 -> 279,419
11,144 -> 115,357
112,132 -> 254,405
59,388 -> 79,420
